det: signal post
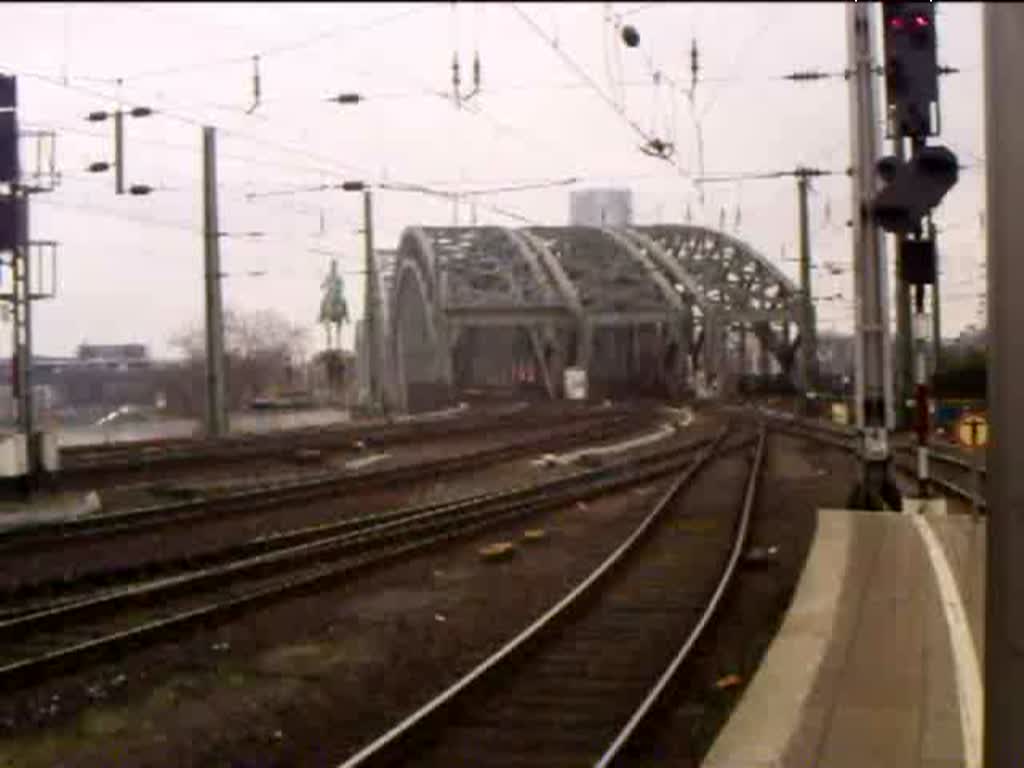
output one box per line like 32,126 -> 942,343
847,2 -> 959,509
846,3 -> 899,510
875,2 -> 959,504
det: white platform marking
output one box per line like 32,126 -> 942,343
914,513 -> 983,768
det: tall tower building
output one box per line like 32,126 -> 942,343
569,188 -> 633,227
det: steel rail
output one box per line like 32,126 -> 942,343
754,410 -> 987,509
1,429 -> 712,613
594,423 -> 766,766
0,412 -> 642,551
335,424 -> 751,768
59,402 -> 528,465
57,403 -> 604,479
0,430 -> 720,690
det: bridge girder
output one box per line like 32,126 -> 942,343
379,224 -> 808,411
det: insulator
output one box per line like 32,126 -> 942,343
246,55 -> 262,114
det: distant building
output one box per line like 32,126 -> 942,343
0,343 -> 175,424
76,343 -> 150,369
569,188 -> 633,228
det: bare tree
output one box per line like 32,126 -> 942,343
167,307 -> 311,414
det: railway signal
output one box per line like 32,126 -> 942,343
872,144 -> 959,234
882,2 -> 940,139
872,2 -> 958,505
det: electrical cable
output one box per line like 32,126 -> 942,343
32,196 -> 201,234
459,100 -> 587,180
609,5 -> 628,110
698,7 -> 791,123
376,180 -> 537,223
2,63 -> 375,179
110,4 -> 436,83
20,119 -> 363,185
120,3 -> 267,39
602,4 -> 619,110
509,3 -> 655,148
34,192 -> 354,251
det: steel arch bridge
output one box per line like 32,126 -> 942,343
372,225 -> 812,412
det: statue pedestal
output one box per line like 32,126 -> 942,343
311,349 -> 350,407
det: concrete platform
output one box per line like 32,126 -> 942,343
703,507 -> 984,768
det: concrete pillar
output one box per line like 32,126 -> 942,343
984,6 -> 1024,764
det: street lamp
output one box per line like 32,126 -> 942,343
85,105 -> 155,194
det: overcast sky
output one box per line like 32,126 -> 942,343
0,2 -> 986,359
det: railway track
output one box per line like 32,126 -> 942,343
903,444 -> 985,506
0,415 -> 696,613
753,409 -> 986,509
0,426 -> 722,692
337,422 -> 765,767
58,403 -> 479,464
0,410 -> 646,556
55,402 -> 568,487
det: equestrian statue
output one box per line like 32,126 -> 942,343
318,259 -> 349,351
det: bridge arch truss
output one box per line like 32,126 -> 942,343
375,225 -> 807,411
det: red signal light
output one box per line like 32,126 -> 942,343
889,16 -> 906,31
913,14 -> 930,28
